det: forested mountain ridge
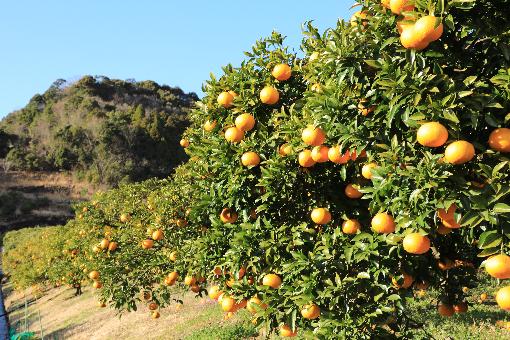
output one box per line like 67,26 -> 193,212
0,76 -> 197,185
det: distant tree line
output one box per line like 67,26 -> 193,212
0,76 -> 197,185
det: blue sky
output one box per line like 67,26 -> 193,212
0,1 -> 351,118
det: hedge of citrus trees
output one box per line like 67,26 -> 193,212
4,0 -> 510,338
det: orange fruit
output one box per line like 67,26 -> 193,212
272,64 -> 292,81
350,149 -> 366,161
350,11 -> 369,27
371,212 -> 396,234
221,296 -> 236,312
224,127 -> 244,143
415,281 -> 429,290
397,17 -> 414,34
176,218 -> 188,228
403,233 -> 431,254
148,302 -> 158,311
462,286 -> 469,293
247,297 -> 267,313
480,292 -> 488,301
89,271 -> 100,280
438,259 -> 455,271
362,163 -> 377,179
301,303 -> 320,319
228,90 -> 238,98
453,302 -> 468,313
120,213 -> 131,223
280,324 -> 298,338
311,208 -> 332,225
489,128 -> 510,152
496,286 -> 510,310
100,239 -> 110,249
152,229 -> 164,241
345,184 -> 363,199
328,146 -> 350,164
392,272 -> 414,289
436,224 -> 452,235
311,145 -> 330,163
298,150 -> 316,168
184,276 -> 196,286
485,254 -> 510,279
142,239 -> 154,249
235,113 -> 256,132
381,0 -> 390,9
389,0 -> 414,14
108,241 -> 118,251
437,203 -> 457,221
342,219 -> 361,234
444,141 -> 475,164
358,100 -> 375,116
179,139 -> 190,148
301,126 -> 326,146
169,251 -> 177,262
260,86 -> 279,105
208,286 -> 223,300
278,143 -> 293,156
204,120 -> 217,132
241,152 -> 261,167
164,277 -> 176,286
220,208 -> 238,223
414,15 -> 444,42
190,284 -> 200,293
168,271 -> 179,281
417,122 -> 449,147
400,26 -> 429,50
151,311 -> 160,319
93,281 -> 102,289
217,91 -> 234,108
262,273 -> 282,289
437,303 -> 455,317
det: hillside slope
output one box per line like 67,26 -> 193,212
0,76 -> 197,185
0,167 -> 103,231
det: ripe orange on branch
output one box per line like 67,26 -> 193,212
414,16 -> 444,43
220,208 -> 238,223
417,122 -> 449,147
489,128 -> 510,152
301,303 -> 321,320
301,126 -> 326,146
371,212 -> 396,234
298,150 -> 316,168
342,219 -> 361,234
262,273 -> 282,289
403,233 -> 431,254
496,286 -> 510,311
345,184 -> 363,199
180,139 -> 190,148
260,86 -> 279,104
311,145 -> 329,163
485,254 -> 510,279
389,0 -> 414,14
241,152 -> 261,166
280,324 -> 298,338
235,113 -> 256,132
311,208 -> 332,225
444,141 -> 475,164
328,146 -> 350,164
272,64 -> 292,81
361,163 -> 377,179
217,91 -> 234,108
142,239 -> 154,249
224,127 -> 244,143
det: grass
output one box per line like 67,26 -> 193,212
3,279 -> 510,339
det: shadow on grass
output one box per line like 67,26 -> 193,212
40,322 -> 84,340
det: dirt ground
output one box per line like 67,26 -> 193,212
3,284 -> 250,340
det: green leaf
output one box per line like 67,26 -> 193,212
494,203 -> 510,214
478,230 -> 503,249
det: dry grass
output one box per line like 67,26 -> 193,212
4,285 -> 257,340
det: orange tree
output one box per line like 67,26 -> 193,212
172,1 -> 510,338
6,0 -> 510,338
